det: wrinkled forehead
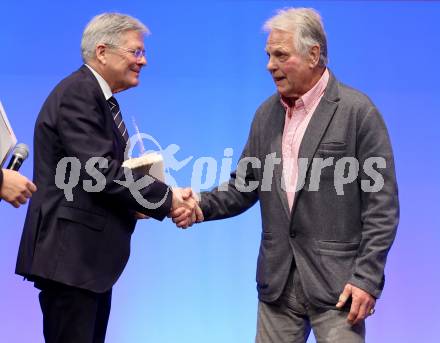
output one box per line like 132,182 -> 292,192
265,29 -> 295,52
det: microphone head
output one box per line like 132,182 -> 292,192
13,143 -> 29,160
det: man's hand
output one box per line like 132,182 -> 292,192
170,187 -> 204,229
336,283 -> 376,325
0,169 -> 37,208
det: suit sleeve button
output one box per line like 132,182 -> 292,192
290,231 -> 296,238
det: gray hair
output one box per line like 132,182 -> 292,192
81,12 -> 150,63
263,8 -> 328,67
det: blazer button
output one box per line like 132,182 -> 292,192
290,231 -> 296,238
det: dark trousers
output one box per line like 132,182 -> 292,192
35,279 -> 112,343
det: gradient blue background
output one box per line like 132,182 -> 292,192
1,1 -> 439,342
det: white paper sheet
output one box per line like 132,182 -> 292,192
0,101 -> 17,167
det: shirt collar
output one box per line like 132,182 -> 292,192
85,64 -> 113,101
280,68 -> 330,114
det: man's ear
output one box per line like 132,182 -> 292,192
95,44 -> 107,65
308,45 -> 321,68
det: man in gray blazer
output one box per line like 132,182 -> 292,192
173,7 -> 398,343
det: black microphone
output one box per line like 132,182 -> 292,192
6,143 -> 29,171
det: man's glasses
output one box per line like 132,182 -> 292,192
105,44 -> 146,60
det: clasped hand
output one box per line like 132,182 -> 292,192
169,187 -> 203,229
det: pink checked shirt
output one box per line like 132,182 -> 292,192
281,69 -> 330,210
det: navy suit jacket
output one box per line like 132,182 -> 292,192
16,65 -> 172,292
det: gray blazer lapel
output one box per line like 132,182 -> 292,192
269,100 -> 291,219
290,72 -> 341,217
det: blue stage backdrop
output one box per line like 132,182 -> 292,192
1,1 -> 439,342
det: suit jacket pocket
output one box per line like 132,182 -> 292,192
261,232 -> 273,241
317,141 -> 346,151
315,240 -> 359,302
58,206 -> 107,231
316,141 -> 347,158
316,240 -> 360,257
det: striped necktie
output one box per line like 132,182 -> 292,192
108,96 -> 129,143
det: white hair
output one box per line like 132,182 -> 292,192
81,12 -> 150,63
263,8 -> 328,67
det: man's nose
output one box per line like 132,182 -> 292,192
267,56 -> 276,72
139,55 -> 147,66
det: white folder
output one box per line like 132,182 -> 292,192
122,152 -> 165,182
0,101 -> 17,167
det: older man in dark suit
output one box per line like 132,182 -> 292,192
173,7 -> 399,343
16,12 -> 199,343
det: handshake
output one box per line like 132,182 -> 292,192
170,188 -> 204,228
135,187 -> 204,229
136,187 -> 203,229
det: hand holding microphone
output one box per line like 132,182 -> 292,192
6,143 -> 30,171
0,144 -> 37,208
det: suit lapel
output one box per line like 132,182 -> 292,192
290,72 -> 340,217
269,100 -> 291,220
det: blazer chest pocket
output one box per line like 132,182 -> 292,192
313,142 -> 350,186
316,141 -> 347,156
58,206 -> 107,231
